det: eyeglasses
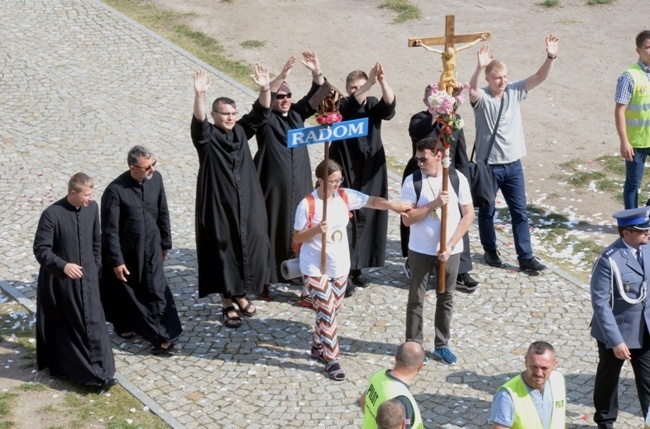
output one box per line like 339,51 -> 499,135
327,178 -> 344,186
133,160 -> 157,171
276,93 -> 292,100
215,111 -> 238,117
414,156 -> 429,164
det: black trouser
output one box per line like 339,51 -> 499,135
593,328 -> 650,428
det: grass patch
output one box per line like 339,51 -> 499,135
0,294 -> 168,428
560,19 -> 581,24
587,0 -> 613,4
103,0 -> 256,89
240,40 -> 265,49
541,0 -> 559,7
18,382 -> 46,392
566,170 -> 605,187
597,154 -> 625,175
379,0 -> 421,23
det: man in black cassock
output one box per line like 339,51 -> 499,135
401,84 -> 479,292
329,62 -> 396,296
100,146 -> 181,354
191,65 -> 271,329
254,51 -> 325,294
34,173 -> 117,389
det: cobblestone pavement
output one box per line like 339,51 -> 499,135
0,1 -> 645,428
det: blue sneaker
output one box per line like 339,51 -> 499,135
433,347 -> 457,365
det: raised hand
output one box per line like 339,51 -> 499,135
376,62 -> 386,83
368,62 -> 380,85
251,64 -> 270,88
194,69 -> 211,94
300,50 -> 321,73
476,44 -> 493,69
280,56 -> 297,79
545,34 -> 559,57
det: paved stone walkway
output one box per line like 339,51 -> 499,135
0,1 -> 645,428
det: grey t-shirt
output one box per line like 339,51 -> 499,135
472,80 -> 528,165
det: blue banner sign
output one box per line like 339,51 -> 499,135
286,118 -> 369,148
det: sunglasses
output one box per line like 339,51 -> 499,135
133,160 -> 157,171
276,93 -> 292,100
413,156 -> 429,164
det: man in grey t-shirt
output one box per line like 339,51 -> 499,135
468,34 -> 559,272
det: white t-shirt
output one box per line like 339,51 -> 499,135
401,171 -> 472,256
294,188 -> 368,278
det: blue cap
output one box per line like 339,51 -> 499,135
613,207 -> 650,230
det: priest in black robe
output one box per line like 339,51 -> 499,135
401,84 -> 478,291
100,146 -> 181,354
34,173 -> 117,388
191,65 -> 271,329
329,62 -> 396,295
254,51 -> 325,287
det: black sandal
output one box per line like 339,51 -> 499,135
325,360 -> 346,381
152,342 -> 177,355
232,296 -> 256,317
222,306 -> 242,328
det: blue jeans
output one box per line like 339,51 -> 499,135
478,160 -> 532,261
624,147 -> 650,209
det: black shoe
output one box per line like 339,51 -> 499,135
519,257 -> 547,272
102,377 -> 119,389
345,280 -> 356,298
456,273 -> 479,292
351,274 -> 370,287
484,250 -> 503,267
84,377 -> 118,390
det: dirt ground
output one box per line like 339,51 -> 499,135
150,0 -> 648,233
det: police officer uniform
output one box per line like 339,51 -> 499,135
591,207 -> 650,428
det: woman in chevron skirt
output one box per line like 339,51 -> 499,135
293,159 -> 411,380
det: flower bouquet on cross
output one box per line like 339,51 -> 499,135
426,81 -> 475,153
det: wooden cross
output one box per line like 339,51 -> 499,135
407,15 -> 490,51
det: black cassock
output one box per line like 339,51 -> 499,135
191,101 -> 270,298
100,171 -> 181,345
329,95 -> 396,270
401,111 -> 472,273
254,84 -> 319,282
34,198 -> 115,385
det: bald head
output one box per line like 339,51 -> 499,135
376,399 -> 406,429
395,342 -> 425,370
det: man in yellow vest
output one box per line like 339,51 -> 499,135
489,341 -> 566,429
360,342 -> 425,429
617,30 -> 650,209
376,399 -> 407,429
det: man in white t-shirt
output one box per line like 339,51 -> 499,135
401,137 -> 475,365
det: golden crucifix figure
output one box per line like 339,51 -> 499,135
408,15 -> 491,95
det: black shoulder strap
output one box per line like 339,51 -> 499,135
470,93 -> 506,162
413,169 -> 422,203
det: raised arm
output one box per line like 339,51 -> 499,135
301,50 -> 325,86
524,34 -> 559,92
193,69 -> 211,121
456,34 -> 488,53
375,62 -> 395,105
351,62 -> 379,104
414,40 -> 443,55
469,44 -> 492,104
270,56 -> 296,93
251,63 -> 271,108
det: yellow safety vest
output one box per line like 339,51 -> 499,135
625,63 -> 650,148
362,370 -> 423,429
498,371 -> 565,429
